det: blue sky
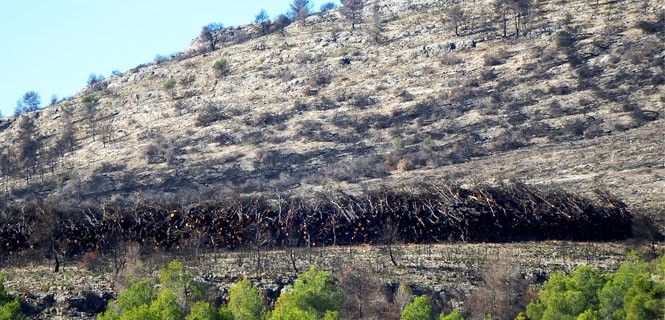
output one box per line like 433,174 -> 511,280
0,0 -> 336,116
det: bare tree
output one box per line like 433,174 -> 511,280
341,0 -> 367,30
445,4 -> 466,36
513,0 -> 533,38
31,204 -> 62,273
99,123 -> 114,147
54,107 -> 76,158
13,115 -> 41,183
494,0 -> 512,38
273,14 -> 292,37
382,217 -> 400,267
289,0 -> 312,24
0,152 -> 15,178
200,23 -> 224,52
82,96 -> 99,141
339,264 -> 396,319
467,252 -> 529,319
370,3 -> 385,44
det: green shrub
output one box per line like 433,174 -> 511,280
98,260 -> 204,320
228,278 -> 264,320
576,309 -> 598,320
401,295 -> 433,320
270,268 -> 342,320
0,299 -> 22,320
598,254 -> 648,320
525,254 -> 665,320
159,260 -> 205,303
164,79 -> 177,90
0,274 -> 22,320
322,311 -> 339,320
98,278 -> 156,320
218,307 -> 235,320
439,309 -> 464,320
82,95 -> 100,107
150,290 -> 185,320
526,266 -> 605,320
213,59 -> 230,77
185,302 -> 219,320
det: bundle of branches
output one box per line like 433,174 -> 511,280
0,182 -> 634,259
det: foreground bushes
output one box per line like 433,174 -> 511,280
99,262 -> 342,320
100,260 -> 470,320
526,254 -> 664,320
0,274 -> 22,320
93,253 -> 665,319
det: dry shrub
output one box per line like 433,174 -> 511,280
442,54 -> 464,66
485,132 -> 527,153
483,49 -> 510,66
548,85 -> 572,96
398,90 -> 415,102
447,86 -> 476,103
324,156 -> 390,182
632,213 -> 664,243
195,102 -> 228,127
555,30 -> 576,49
636,10 -> 665,34
112,242 -> 145,292
145,137 -> 182,165
480,69 -> 497,81
563,119 -> 587,137
462,78 -> 480,88
308,70 -> 333,87
339,264 -> 397,319
81,248 -> 102,271
466,252 -> 529,320
393,283 -> 414,314
396,158 -> 412,173
351,93 -> 377,109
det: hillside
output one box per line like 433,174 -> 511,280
0,0 -> 664,229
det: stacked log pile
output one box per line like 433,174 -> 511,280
0,182 -> 633,258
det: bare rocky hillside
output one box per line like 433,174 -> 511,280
0,0 -> 663,226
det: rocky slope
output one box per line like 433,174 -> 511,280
0,0 -> 663,232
